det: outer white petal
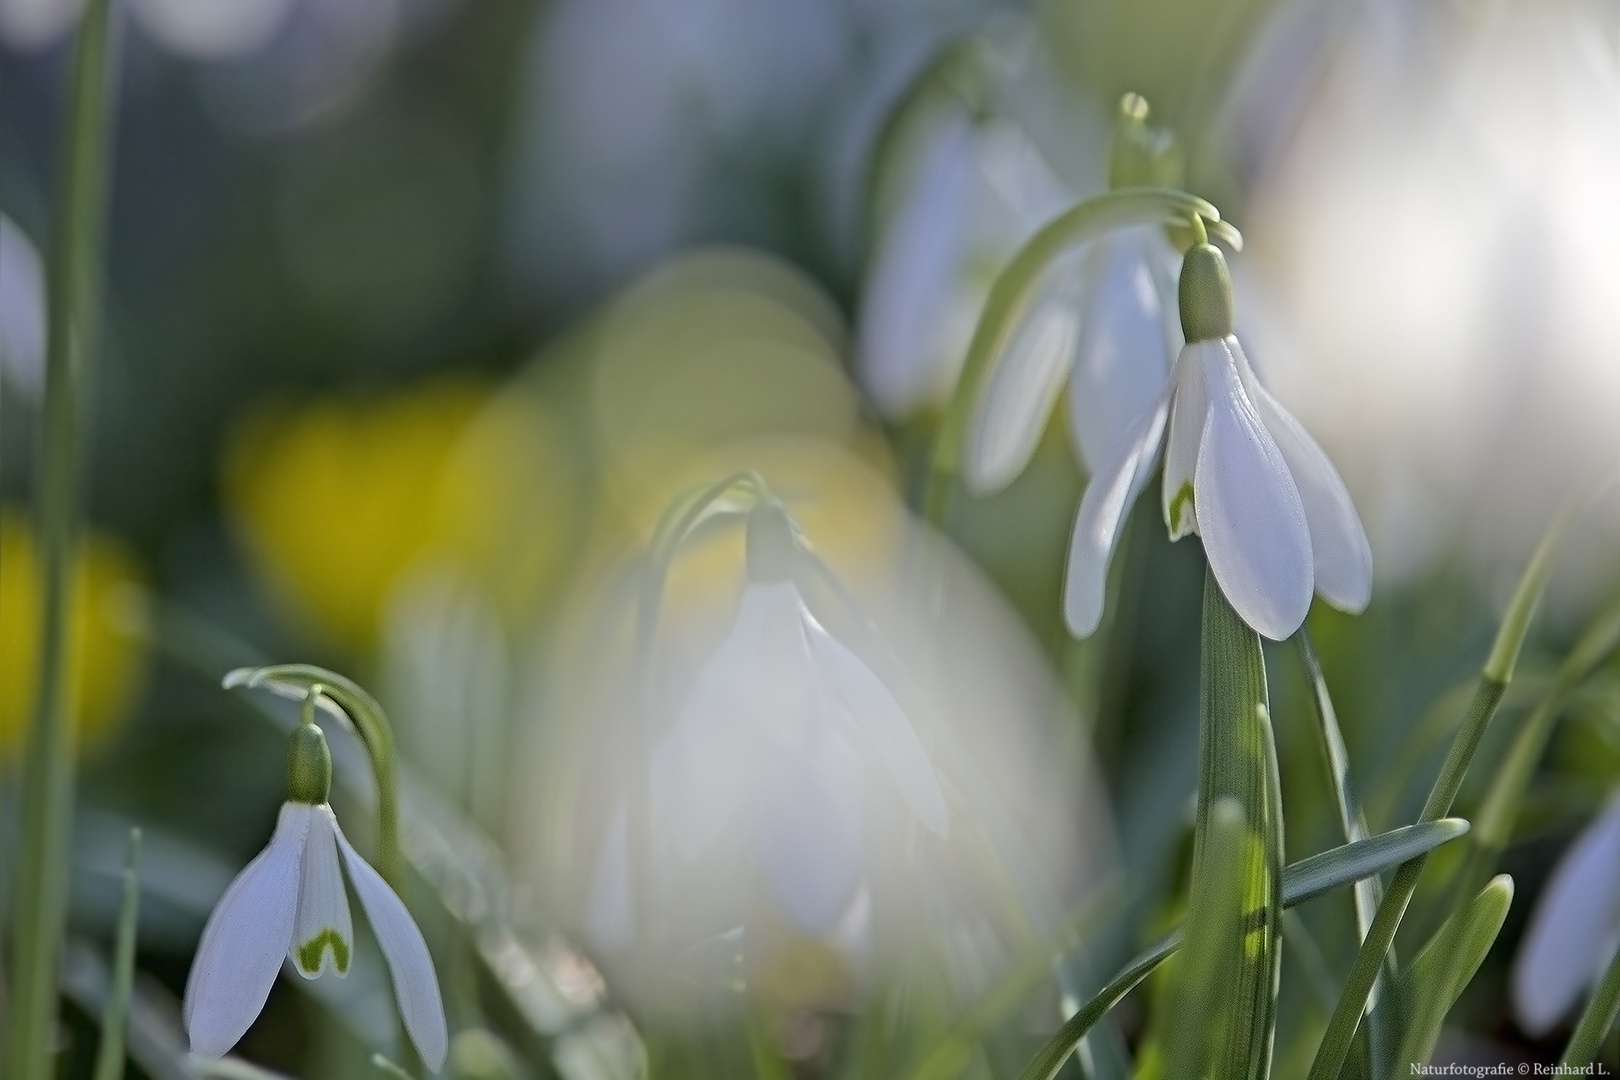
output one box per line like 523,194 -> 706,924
1194,342 -> 1314,640
332,811 -> 449,1072
652,582 -> 801,862
585,802 -> 634,953
1228,338 -> 1373,612
1066,227 -> 1176,474
183,803 -> 309,1058
1064,394 -> 1170,638
759,723 -> 865,935
1161,342 -> 1213,538
857,114 -> 978,417
290,806 -> 354,978
963,257 -> 1089,496
0,215 -> 46,401
1512,797 -> 1620,1037
803,610 -> 947,836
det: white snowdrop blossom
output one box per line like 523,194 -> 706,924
1512,793 -> 1620,1037
857,110 -> 1070,418
589,503 -> 948,945
973,240 -> 1371,640
963,222 -> 1180,495
183,724 -> 448,1070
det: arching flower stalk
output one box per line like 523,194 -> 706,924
183,690 -> 448,1071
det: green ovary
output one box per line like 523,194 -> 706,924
297,928 -> 351,975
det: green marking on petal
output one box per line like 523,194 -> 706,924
298,928 -> 351,975
1170,481 -> 1196,535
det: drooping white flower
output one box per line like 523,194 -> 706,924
1512,793 -> 1620,1037
970,240 -> 1371,640
589,502 -> 948,945
963,223 -> 1180,495
183,725 -> 448,1070
857,110 -> 1071,418
0,214 -> 46,403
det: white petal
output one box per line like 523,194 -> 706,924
1161,342 -> 1213,538
183,803 -> 309,1058
0,215 -> 46,401
332,811 -> 448,1072
1194,341 -> 1314,640
759,724 -> 866,935
1513,797 -> 1620,1037
856,114 -> 979,417
653,582 -> 803,862
803,611 -> 947,835
1066,227 -> 1176,474
963,256 -> 1088,496
1228,339 -> 1373,612
585,802 -> 635,953
1064,394 -> 1170,637
290,806 -> 354,978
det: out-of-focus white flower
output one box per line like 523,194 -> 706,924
183,725 -> 447,1069
962,222 -> 1179,494
0,0 -> 293,56
1512,793 -> 1620,1037
0,214 -> 46,403
1228,0 -> 1620,587
972,242 -> 1371,639
590,502 -> 947,943
857,110 -> 1070,417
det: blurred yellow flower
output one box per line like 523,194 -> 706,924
0,511 -> 146,763
222,378 -> 570,650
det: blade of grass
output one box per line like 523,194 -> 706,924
91,828 -> 141,1080
1561,942 -> 1620,1067
1298,630 -> 1394,1074
7,1 -> 117,1076
1305,485 -> 1593,1080
1393,876 -> 1514,1071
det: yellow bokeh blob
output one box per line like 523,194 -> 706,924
222,378 -> 570,650
0,511 -> 147,763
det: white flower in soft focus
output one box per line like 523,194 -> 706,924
962,223 -> 1180,494
590,503 -> 947,944
183,790 -> 447,1069
0,215 -> 45,403
857,111 -> 1071,417
1225,0 -> 1620,587
972,242 -> 1371,640
1512,794 -> 1620,1037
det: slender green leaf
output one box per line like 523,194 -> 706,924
1283,821 -> 1470,909
91,829 -> 141,1080
1561,941 -> 1620,1067
1394,876 -> 1514,1070
1298,630 -> 1393,1074
1306,484 -> 1593,1080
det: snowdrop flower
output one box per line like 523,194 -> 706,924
1512,793 -> 1620,1036
975,237 -> 1371,640
857,109 -> 1072,418
593,501 -> 948,944
0,214 -> 46,403
183,719 -> 448,1070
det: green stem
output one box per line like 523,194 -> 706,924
1297,630 -> 1393,1074
1561,943 -> 1620,1067
224,665 -> 404,890
92,828 -> 140,1080
1306,482 -> 1599,1080
1304,677 -> 1506,1080
921,187 -> 1239,529
8,2 -> 116,1076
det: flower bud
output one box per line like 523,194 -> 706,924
286,721 -> 332,805
745,501 -> 797,585
1178,243 -> 1235,343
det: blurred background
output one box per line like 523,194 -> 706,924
1,0 -> 1617,1076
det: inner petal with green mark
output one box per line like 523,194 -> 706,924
298,927 -> 351,975
1169,479 -> 1197,537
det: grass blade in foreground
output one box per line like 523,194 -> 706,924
1305,487 -> 1591,1080
7,2 -> 117,1076
1014,820 -> 1470,1080
1393,876 -> 1514,1070
92,828 -> 142,1080
1561,943 -> 1620,1067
